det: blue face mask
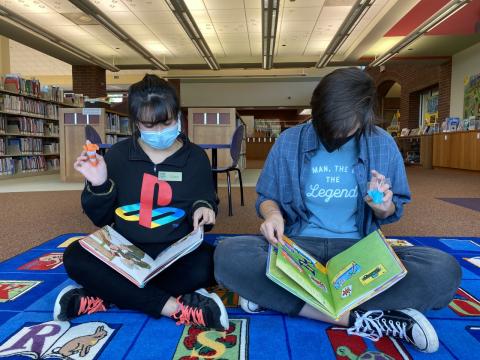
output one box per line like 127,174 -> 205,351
140,120 -> 181,150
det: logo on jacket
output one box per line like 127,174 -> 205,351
115,173 -> 185,229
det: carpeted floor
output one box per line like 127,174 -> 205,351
1,167 -> 480,262
0,232 -> 479,359
437,198 -> 480,213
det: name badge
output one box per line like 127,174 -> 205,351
158,171 -> 183,182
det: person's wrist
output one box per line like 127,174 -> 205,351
90,178 -> 107,187
265,209 -> 282,219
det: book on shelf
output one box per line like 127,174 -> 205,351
266,230 -> 407,319
79,225 -> 205,288
400,128 -> 410,137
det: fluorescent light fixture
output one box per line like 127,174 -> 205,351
165,0 -> 220,70
316,0 -> 375,68
69,0 -> 168,71
262,0 -> 280,70
0,3 -> 118,71
370,0 -> 470,67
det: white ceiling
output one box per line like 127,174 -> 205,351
3,0 -> 401,72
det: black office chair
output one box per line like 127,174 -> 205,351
212,125 -> 245,216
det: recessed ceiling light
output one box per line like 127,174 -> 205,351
282,44 -> 286,47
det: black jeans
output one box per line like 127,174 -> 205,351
63,240 -> 217,318
214,236 -> 462,316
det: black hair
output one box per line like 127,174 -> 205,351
128,74 -> 179,133
310,67 -> 377,142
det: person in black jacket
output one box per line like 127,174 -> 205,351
53,74 -> 228,330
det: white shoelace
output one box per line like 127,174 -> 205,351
347,310 -> 408,342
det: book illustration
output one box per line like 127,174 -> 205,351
18,253 -> 63,271
0,321 -> 114,359
267,230 -> 407,319
309,275 -> 328,293
83,227 -> 150,270
359,264 -> 386,285
332,262 -> 361,290
57,236 -> 84,248
464,256 -> 480,268
0,280 -> 42,302
79,226 -> 204,288
173,319 -> 248,360
386,239 -> 413,247
341,285 -> 352,298
327,326 -> 412,360
448,288 -> 480,317
52,325 -> 107,358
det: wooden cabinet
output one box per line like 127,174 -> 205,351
395,135 -> 433,169
433,131 -> 480,171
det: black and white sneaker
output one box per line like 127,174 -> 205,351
53,285 -> 108,321
171,288 -> 229,331
347,308 -> 439,353
239,296 -> 265,314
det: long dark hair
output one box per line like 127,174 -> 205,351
128,74 -> 180,136
310,67 -> 377,141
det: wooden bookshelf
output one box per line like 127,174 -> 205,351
0,91 -> 71,178
59,108 -> 129,182
395,135 -> 433,169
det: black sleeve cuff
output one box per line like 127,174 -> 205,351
87,179 -> 114,195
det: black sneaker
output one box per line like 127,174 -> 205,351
171,288 -> 229,331
347,308 -> 439,353
53,285 -> 108,321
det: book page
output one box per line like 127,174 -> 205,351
80,226 -> 155,285
326,230 -> 407,317
275,240 -> 335,315
266,245 -> 329,314
149,228 -> 204,273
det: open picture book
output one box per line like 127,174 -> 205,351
266,230 -> 407,319
79,225 -> 204,288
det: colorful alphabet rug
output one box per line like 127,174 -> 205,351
0,233 -> 479,359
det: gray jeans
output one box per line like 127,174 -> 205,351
214,236 -> 461,316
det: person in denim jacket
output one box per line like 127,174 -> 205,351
214,68 -> 461,353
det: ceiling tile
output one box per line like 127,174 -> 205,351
217,33 -> 249,42
285,0 -> 326,7
25,12 -> 73,26
319,5 -> 351,20
214,23 -> 248,34
282,7 -> 321,21
4,0 -> 53,14
190,10 -> 211,23
89,0 -> 130,12
121,0 -> 169,11
107,11 -> 142,25
133,11 -> 178,24
208,9 -> 245,23
203,0 -> 244,10
120,24 -> 155,36
280,21 -> 316,33
243,0 -> 260,9
81,25 -> 124,45
196,22 -> 217,36
41,0 -> 80,13
142,41 -> 170,55
47,25 -> 99,42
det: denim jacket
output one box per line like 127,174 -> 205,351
255,123 -> 411,237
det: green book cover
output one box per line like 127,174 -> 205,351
266,230 -> 407,319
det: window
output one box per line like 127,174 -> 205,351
419,88 -> 439,127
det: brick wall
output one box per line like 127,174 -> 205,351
366,61 -> 452,129
72,65 -> 107,99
